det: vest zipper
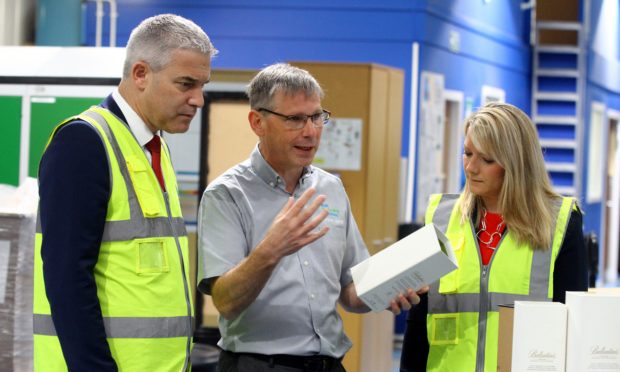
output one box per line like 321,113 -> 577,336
477,266 -> 489,372
164,191 -> 193,371
475,227 -> 507,372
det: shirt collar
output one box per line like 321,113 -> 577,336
250,144 -> 314,191
112,89 -> 159,147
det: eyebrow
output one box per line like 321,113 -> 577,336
178,76 -> 211,85
179,76 -> 198,83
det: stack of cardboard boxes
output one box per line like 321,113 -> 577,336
0,179 -> 38,371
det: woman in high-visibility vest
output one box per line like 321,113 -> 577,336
400,102 -> 588,372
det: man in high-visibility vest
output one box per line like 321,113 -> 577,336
33,14 -> 217,371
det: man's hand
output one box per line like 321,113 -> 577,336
211,187 -> 331,320
388,286 -> 430,315
260,188 -> 329,259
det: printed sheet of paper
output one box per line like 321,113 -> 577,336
313,118 -> 362,171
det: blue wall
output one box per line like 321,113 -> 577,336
77,0 -> 532,220
581,0 -> 620,238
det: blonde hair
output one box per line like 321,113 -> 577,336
459,102 -> 561,250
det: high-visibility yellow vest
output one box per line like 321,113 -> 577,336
424,194 -> 574,372
33,107 -> 193,371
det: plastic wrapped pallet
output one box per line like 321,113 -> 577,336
0,179 -> 38,372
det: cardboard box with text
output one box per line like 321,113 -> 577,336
566,291 -> 620,372
511,301 -> 567,372
497,304 -> 515,371
351,223 -> 457,312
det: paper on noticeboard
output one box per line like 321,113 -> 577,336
313,118 -> 362,171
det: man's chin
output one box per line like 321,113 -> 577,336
165,121 -> 192,134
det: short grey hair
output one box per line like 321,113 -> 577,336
246,63 -> 324,109
123,14 -> 217,77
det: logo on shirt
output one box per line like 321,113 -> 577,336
321,203 -> 340,218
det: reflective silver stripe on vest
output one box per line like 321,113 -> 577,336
427,291 -> 557,313
37,214 -> 186,241
33,313 -> 194,338
102,216 -> 187,241
432,194 -> 459,233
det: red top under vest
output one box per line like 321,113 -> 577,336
477,211 -> 506,265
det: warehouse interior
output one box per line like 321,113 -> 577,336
1,1 -> 619,371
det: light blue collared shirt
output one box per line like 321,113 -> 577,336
197,145 -> 369,357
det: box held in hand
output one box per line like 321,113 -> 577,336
351,223 -> 457,312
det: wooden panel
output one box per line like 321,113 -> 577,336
383,68 -> 405,247
199,99 -> 255,327
210,69 -> 257,83
536,0 -> 579,21
291,62 -> 372,236
360,311 -> 395,370
205,101 -> 255,184
290,62 -> 404,372
536,0 -> 579,45
365,67 -> 389,255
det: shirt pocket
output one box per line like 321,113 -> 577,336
429,313 -> 459,345
126,155 -> 163,217
135,238 -> 170,274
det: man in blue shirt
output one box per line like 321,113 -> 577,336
198,63 -> 423,371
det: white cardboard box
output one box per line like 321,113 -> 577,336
566,291 -> 620,372
511,301 -> 567,372
351,223 -> 457,312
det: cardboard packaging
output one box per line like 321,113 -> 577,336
351,223 -> 457,312
565,291 -> 620,372
497,304 -> 515,372
0,179 -> 37,371
509,301 -> 568,372
0,213 -> 35,372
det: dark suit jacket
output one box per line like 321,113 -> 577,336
39,95 -> 126,371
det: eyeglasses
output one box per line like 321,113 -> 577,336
257,108 -> 331,130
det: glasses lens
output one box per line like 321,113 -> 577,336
286,115 -> 307,129
322,111 -> 330,124
310,113 -> 323,125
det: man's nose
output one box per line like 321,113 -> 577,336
189,87 -> 204,108
300,118 -> 320,135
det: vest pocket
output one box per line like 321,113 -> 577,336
126,155 -> 163,217
430,314 -> 459,345
136,239 -> 170,274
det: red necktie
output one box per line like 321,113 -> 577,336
145,135 -> 166,191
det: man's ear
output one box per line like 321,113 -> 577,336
132,61 -> 150,90
249,110 -> 265,136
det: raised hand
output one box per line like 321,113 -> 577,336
261,188 -> 330,259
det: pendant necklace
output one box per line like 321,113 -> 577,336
477,210 -> 504,248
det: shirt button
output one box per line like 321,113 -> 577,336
304,260 -> 309,266
310,293 -> 315,299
